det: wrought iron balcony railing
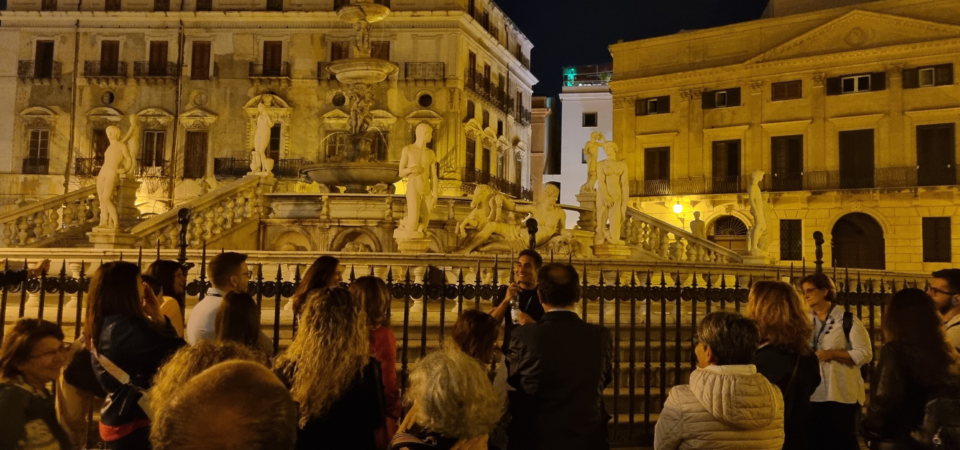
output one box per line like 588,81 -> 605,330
17,61 -> 61,80
75,157 -> 102,177
137,158 -> 168,178
83,61 -> 127,78
22,157 -> 49,175
249,62 -> 290,78
403,62 -> 445,80
133,61 -> 178,78
214,157 -> 310,179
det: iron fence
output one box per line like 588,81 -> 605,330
249,62 -> 290,78
133,61 -> 178,78
83,61 -> 127,78
22,157 -> 50,175
74,157 -> 102,177
17,60 -> 62,79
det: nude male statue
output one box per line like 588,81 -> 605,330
397,123 -> 438,234
580,132 -> 606,193
595,142 -> 629,245
96,126 -> 134,229
747,170 -> 769,254
456,183 -> 566,254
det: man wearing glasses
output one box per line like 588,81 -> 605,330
185,252 -> 252,345
928,268 -> 960,350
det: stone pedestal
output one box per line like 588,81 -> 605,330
87,227 -> 140,249
576,192 -> 597,231
742,253 -> 770,265
394,229 -> 432,254
116,177 -> 142,229
592,243 -> 632,260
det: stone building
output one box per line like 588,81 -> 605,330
0,0 -> 536,214
609,0 -> 960,272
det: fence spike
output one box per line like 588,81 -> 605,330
676,270 -> 682,288
294,264 -> 301,284
118,253 -> 123,262
156,239 -> 161,261
457,267 -> 464,284
789,262 -> 794,280
630,270 -> 636,287
404,266 -> 411,284
616,269 -> 621,287
387,266 -> 394,284
493,254 -> 499,285
349,264 -> 356,283
598,267 -> 605,285
692,270 -> 699,288
718,273 -> 725,289
660,271 -> 666,288
275,264 -> 283,281
422,265 -> 429,284
733,273 -> 740,290
748,273 -> 754,288
645,270 -> 652,287
856,272 -> 862,293
369,265 -> 374,277
137,246 -> 142,268
776,265 -> 781,279
844,267 -> 850,293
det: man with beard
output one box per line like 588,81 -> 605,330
928,268 -> 960,349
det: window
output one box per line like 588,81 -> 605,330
263,41 -> 283,76
827,73 -> 886,95
331,42 -> 350,61
582,113 -> 597,127
636,96 -> 670,116
25,130 -> 49,174
465,138 -> 476,182
917,123 -> 956,186
467,51 -> 477,82
771,80 -> 802,101
34,41 -> 55,79
148,41 -> 168,75
196,0 -> 211,11
371,41 -> 390,60
100,40 -> 121,76
770,135 -> 803,191
40,0 -> 57,11
481,147 -> 491,184
515,155 -> 522,183
141,131 -> 165,166
780,219 -> 803,261
838,129 -> 875,189
497,152 -> 504,179
922,217 -> 952,263
268,125 -> 281,161
702,88 -> 740,109
497,120 -> 503,137
711,140 -> 741,193
903,64 -> 953,89
183,131 -> 208,179
516,90 -> 522,115
644,147 -> 669,180
466,100 -> 475,121
105,0 -> 121,11
266,0 -> 281,11
191,41 -> 211,80
154,0 -> 169,11
482,110 -> 490,129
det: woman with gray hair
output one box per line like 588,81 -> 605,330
392,345 -> 505,450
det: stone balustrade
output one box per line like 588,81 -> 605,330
625,208 -> 744,264
0,185 -> 99,248
130,175 -> 274,249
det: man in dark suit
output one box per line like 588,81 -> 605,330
506,263 -> 613,450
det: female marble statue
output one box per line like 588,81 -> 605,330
747,170 -> 769,254
251,103 -> 275,173
96,126 -> 133,229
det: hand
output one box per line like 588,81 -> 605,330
29,259 -> 52,278
141,283 -> 164,325
505,283 -> 521,303
815,350 -> 835,362
518,311 -> 535,325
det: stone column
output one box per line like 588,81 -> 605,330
530,98 -> 551,202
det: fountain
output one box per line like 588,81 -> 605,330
301,0 -> 401,193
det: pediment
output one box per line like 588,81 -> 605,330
21,106 -> 57,117
178,108 -> 218,129
244,93 -> 291,109
747,10 -> 960,64
137,108 -> 174,127
405,110 -> 443,129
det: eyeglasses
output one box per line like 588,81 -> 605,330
927,286 -> 958,297
29,342 -> 71,360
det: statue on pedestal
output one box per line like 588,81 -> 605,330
690,211 -> 706,240
395,123 -> 438,236
354,19 -> 372,58
456,183 -> 565,254
121,114 -> 140,161
458,185 -> 504,238
96,126 -> 134,229
594,142 -> 629,245
580,132 -> 605,193
346,83 -> 375,137
251,102 -> 276,174
747,170 -> 769,255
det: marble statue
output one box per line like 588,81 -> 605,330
120,114 -> 140,160
580,132 -> 605,193
594,142 -> 629,245
457,184 -> 504,238
396,123 -> 438,235
347,83 -> 374,136
456,183 -> 566,254
747,170 -> 769,255
690,211 -> 706,240
354,19 -> 372,58
96,126 -> 134,229
251,102 -> 276,174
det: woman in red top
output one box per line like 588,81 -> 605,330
350,276 -> 399,449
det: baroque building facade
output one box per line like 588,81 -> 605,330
609,0 -> 960,273
0,0 -> 536,214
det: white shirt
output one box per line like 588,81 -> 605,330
945,314 -> 960,350
809,305 -> 873,405
185,287 -> 226,345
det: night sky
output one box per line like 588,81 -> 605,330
497,0 -> 772,96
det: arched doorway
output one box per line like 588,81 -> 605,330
708,215 -> 749,252
831,213 -> 885,270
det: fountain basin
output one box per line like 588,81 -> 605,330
337,4 -> 391,23
328,58 -> 399,84
302,161 -> 400,193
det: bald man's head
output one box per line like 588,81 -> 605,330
151,361 -> 298,450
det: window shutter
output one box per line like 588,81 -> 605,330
936,64 -> 954,86
902,68 -> 920,89
923,217 -> 952,262
191,41 -> 211,80
826,77 -> 842,95
871,72 -> 886,91
772,82 -> 785,100
938,218 -> 952,262
635,98 -> 647,116
659,95 -> 671,114
659,149 -> 670,180
728,88 -> 741,107
788,81 -> 801,99
702,90 -> 716,109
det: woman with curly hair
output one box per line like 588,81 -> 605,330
392,345 -> 505,450
746,280 -> 821,450
274,287 -> 384,450
350,276 -> 399,450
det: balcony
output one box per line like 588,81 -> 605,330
403,62 -> 445,81
137,159 -> 168,178
17,61 -> 61,80
214,157 -> 310,179
133,61 -> 178,78
458,168 -> 529,199
517,106 -> 532,126
517,51 -> 530,70
629,176 -> 745,197
75,157 -> 102,177
918,165 -> 957,187
464,70 -> 510,115
249,62 -> 290,79
83,61 -> 127,79
22,157 -> 49,175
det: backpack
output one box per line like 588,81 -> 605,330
911,393 -> 960,450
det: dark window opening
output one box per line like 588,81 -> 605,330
465,138 -> 476,182
636,96 -> 670,116
191,41 -> 211,80
772,80 -> 802,101
331,42 -> 350,61
481,147 -> 491,184
196,0 -> 212,11
184,131 -> 208,179
268,125 -> 281,161
148,41 -> 168,75
780,219 -> 803,261
839,129 -> 875,189
263,41 -> 283,76
903,64 -> 953,89
917,123 -> 956,186
923,217 -> 952,263
141,131 -> 165,166
702,88 -> 740,109
711,140 -> 741,193
100,40 -> 121,76
34,41 -> 55,79
770,135 -> 803,191
582,112 -> 598,127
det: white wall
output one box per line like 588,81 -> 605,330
547,88 -> 612,226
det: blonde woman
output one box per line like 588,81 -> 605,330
392,345 -> 505,450
273,287 -> 384,450
746,281 -> 821,450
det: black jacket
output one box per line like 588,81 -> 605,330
861,342 -> 951,449
506,310 -> 613,450
754,345 -> 821,450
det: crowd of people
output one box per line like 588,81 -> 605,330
0,253 -> 959,450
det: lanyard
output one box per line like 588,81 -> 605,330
812,304 -> 836,351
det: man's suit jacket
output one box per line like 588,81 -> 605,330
506,309 -> 613,450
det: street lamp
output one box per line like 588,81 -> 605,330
672,202 -> 683,214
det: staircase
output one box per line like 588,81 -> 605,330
0,185 -> 99,248
625,208 -> 743,263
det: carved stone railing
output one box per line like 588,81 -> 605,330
624,208 -> 744,264
130,175 -> 274,249
0,185 -> 99,248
